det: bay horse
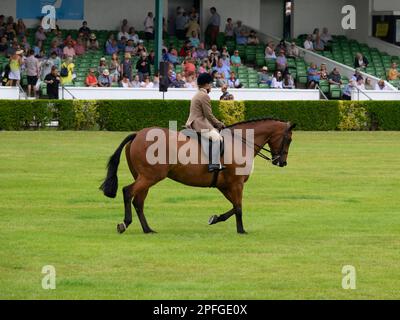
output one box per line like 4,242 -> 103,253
100,118 -> 296,234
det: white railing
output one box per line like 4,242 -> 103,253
0,86 -> 20,99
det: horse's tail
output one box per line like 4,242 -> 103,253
100,133 -> 136,198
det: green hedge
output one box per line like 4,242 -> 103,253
0,99 -> 399,131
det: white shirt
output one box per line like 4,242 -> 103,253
144,16 -> 154,33
118,31 -> 129,41
141,81 -> 154,88
374,83 -> 389,90
304,40 -> 314,50
271,77 -> 283,89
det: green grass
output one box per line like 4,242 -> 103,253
0,131 -> 399,300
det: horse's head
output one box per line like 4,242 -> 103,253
269,122 -> 296,167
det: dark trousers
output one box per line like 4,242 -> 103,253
209,26 -> 219,45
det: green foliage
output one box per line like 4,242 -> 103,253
218,100 -> 245,125
73,100 -> 99,130
338,101 -> 369,131
363,101 -> 400,130
244,101 -> 340,130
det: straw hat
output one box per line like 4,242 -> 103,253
262,66 -> 268,71
103,69 -> 110,76
89,33 -> 97,40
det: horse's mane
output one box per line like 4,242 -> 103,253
227,117 -> 288,128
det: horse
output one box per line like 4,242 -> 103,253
100,118 -> 296,234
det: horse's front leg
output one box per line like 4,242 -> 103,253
208,208 -> 235,225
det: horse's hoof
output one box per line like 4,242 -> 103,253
117,223 -> 126,234
208,215 -> 218,225
237,230 -> 247,234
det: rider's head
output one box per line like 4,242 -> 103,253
197,73 -> 213,93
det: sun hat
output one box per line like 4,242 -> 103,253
103,69 -> 110,76
16,49 -> 24,55
262,66 -> 268,71
90,33 -> 96,40
100,57 -> 106,61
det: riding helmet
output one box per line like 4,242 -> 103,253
197,73 -> 213,86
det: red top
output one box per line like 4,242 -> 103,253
86,74 -> 98,86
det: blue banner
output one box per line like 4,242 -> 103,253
17,0 -> 84,20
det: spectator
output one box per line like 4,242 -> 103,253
342,80 -> 355,100
375,79 -> 389,90
87,34 -> 99,51
60,57 -> 75,85
354,52 -> 369,69
179,40 -> 192,57
220,51 -> 230,67
225,18 -> 234,39
196,42 -> 208,60
109,52 -> 121,82
265,41 -> 276,60
247,31 -> 259,45
33,40 -> 43,57
215,72 -> 227,88
271,70 -> 283,89
328,68 -> 342,85
314,35 -> 325,52
63,34 -> 77,47
236,29 -> 248,45
79,21 -> 91,39
304,35 -> 314,51
49,41 -> 62,57
98,57 -> 107,75
98,69 -> 112,87
228,71 -> 241,88
25,49 -> 40,97
125,39 -> 135,54
307,63 -> 320,89
183,57 -> 196,78
276,50 -> 288,73
118,25 -> 129,41
133,40 -> 147,57
131,74 -> 141,88
7,49 -> 23,86
118,36 -> 127,52
312,28 -> 320,41
283,73 -> 295,89
148,50 -> 155,65
208,44 -> 220,58
186,13 -> 200,39
213,58 -> 230,79
365,77 -> 374,90
51,31 -> 64,48
35,26 -> 46,42
175,7 -> 187,40
136,52 -> 150,81
85,68 -> 98,87
351,68 -> 362,81
120,73 -> 133,88
144,12 -> 154,40
120,19 -> 129,33
276,39 -> 287,54
230,50 -> 242,67
287,42 -> 300,58
209,52 -> 218,68
106,39 -> 119,55
44,66 -> 60,99
63,41 -> 76,59
165,47 -> 178,65
189,31 -> 200,48
220,84 -> 234,100
16,19 -> 26,37
355,75 -> 365,90
207,7 -> 220,45
0,36 -> 8,55
234,21 -> 247,42
120,53 -> 132,81
319,63 -> 328,80
320,27 -> 332,44
388,63 -> 399,81
153,73 -> 160,88
140,74 -> 153,88
170,72 -> 185,88
20,36 -> 30,52
48,51 -> 61,70
127,27 -> 140,44
198,59 -> 209,74
259,66 -> 271,85
185,75 -> 197,88
74,38 -> 86,56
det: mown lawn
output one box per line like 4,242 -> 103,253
0,131 -> 399,299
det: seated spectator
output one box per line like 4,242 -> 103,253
127,27 -> 140,44
51,31 -> 64,48
120,53 -> 133,81
248,30 -> 259,45
375,79 -> 389,90
228,71 -> 241,88
133,40 -> 147,56
314,35 -> 325,52
148,50 -> 155,65
230,50 -> 242,67
354,52 -> 369,69
153,73 -> 160,88
185,75 -> 197,88
120,19 -> 129,33
180,40 -> 192,57
328,68 -> 342,85
271,70 -> 283,88
319,63 -> 328,80
109,52 -> 121,82
198,59 -> 209,74
259,66 -> 272,85
48,51 -> 61,70
342,80 -> 355,100
87,34 -> 99,51
320,27 -> 332,45
63,41 -> 76,59
0,36 -> 8,55
276,39 -> 287,54
165,47 -> 178,65
118,36 -> 127,52
105,33 -> 115,48
213,58 -> 230,79
303,35 -> 314,51
215,72 -> 227,88
354,75 -> 365,90
352,68 -> 362,81
190,46 -> 198,60
365,77 -> 374,90
189,31 -> 200,48
183,57 -> 196,78
387,63 -> 399,81
283,73 -> 295,89
60,57 -> 75,85
16,19 -> 27,37
98,69 -> 112,87
265,42 -> 276,60
85,68 -> 98,87
170,72 -> 186,88
209,53 -> 218,69
63,34 -> 77,47
106,39 -> 119,55
234,20 -> 247,43
49,41 -> 62,57
120,74 -> 133,88
225,18 -> 234,39
196,42 -> 208,60
33,40 -> 43,57
7,41 -> 19,58
20,36 -> 30,52
131,74 -> 141,88
125,39 -> 135,54
79,21 -> 91,39
236,29 -> 248,45
136,52 -> 150,82
35,26 -> 46,42
220,84 -> 234,100
307,63 -> 320,89
312,28 -> 320,41
208,44 -> 220,58
220,52 -> 230,67
118,25 -> 129,41
287,42 -> 300,58
98,57 -> 108,75
74,38 -> 86,56
276,50 -> 288,73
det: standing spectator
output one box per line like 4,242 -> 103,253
136,52 -> 150,82
225,18 -> 234,39
140,75 -> 153,88
230,50 -> 242,67
320,27 -> 332,44
170,72 -> 185,88
186,13 -> 201,38
236,29 -> 248,45
127,27 -> 140,44
304,35 -> 314,51
307,63 -> 320,89
342,80 -> 355,100
387,63 -> 399,81
354,52 -> 369,69
60,57 -> 75,85
118,25 -> 129,41
35,26 -> 47,42
287,42 -> 300,58
189,31 -> 200,48
365,77 -> 374,90
63,41 -> 76,59
314,35 -> 325,52
207,7 -> 220,45
87,34 -> 99,51
374,79 -> 389,90
271,70 -> 283,88
276,50 -> 288,73
79,21 -> 91,39
85,68 -> 98,87
48,51 -> 61,70
265,42 -> 276,60
109,52 -> 121,82
144,12 -> 154,40
44,66 -> 60,99
259,66 -> 272,85
120,53 -> 133,81
98,69 -> 112,87
16,19 -> 26,37
7,49 -> 23,86
175,7 -> 187,40
328,68 -> 342,85
283,73 -> 295,89
25,49 -> 40,97
228,71 -> 241,88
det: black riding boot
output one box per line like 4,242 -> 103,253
208,139 -> 225,172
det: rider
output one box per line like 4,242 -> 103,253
185,73 -> 226,172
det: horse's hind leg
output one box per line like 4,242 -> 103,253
208,208 -> 235,225
117,183 -> 135,234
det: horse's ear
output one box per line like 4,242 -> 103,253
289,123 -> 297,131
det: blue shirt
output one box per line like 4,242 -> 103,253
307,67 -> 320,82
213,64 -> 230,79
208,13 -> 221,27
106,43 -> 118,55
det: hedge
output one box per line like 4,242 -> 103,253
0,99 -> 399,131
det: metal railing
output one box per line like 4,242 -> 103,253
61,85 -> 77,99
17,83 -> 27,100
